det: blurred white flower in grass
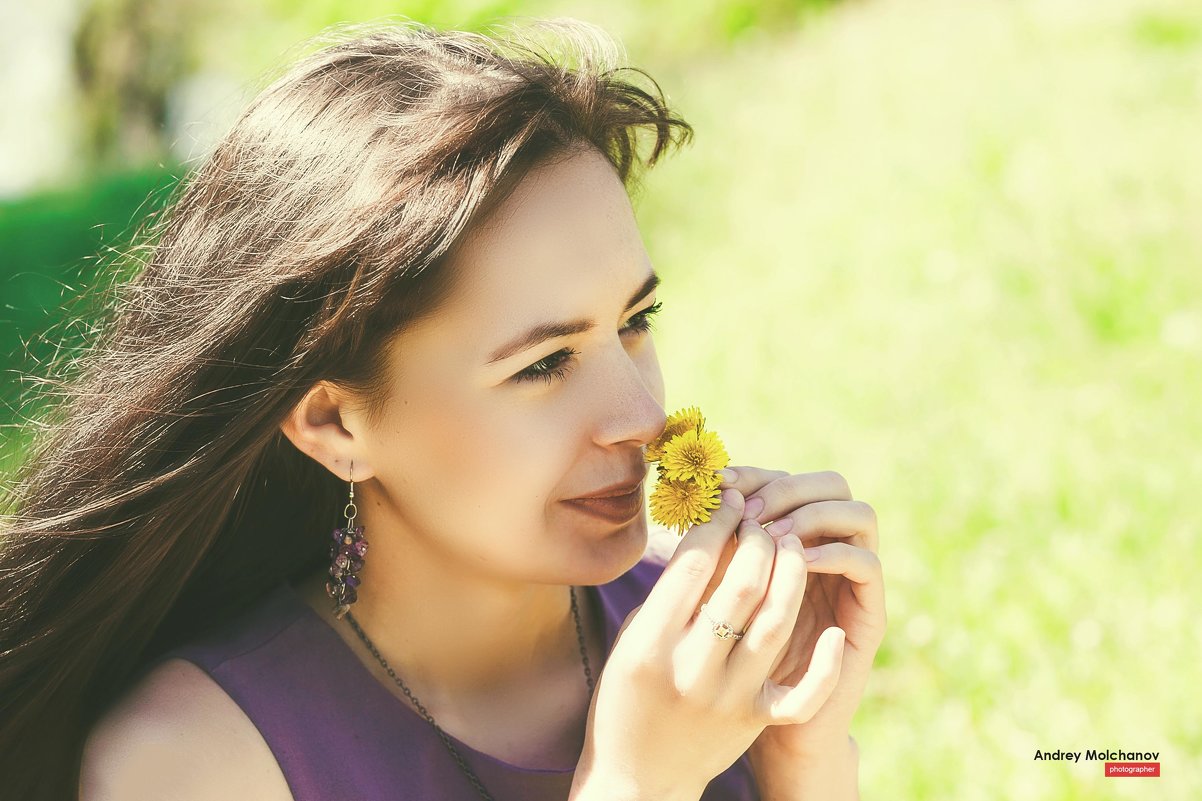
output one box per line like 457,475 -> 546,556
905,612 -> 936,647
1160,308 -> 1202,352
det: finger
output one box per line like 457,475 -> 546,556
703,466 -> 787,604
742,471 -> 854,526
677,517 -> 777,692
725,531 -> 810,696
634,488 -> 745,640
716,465 -> 789,495
615,603 -> 642,640
758,626 -> 846,724
802,543 -> 887,637
698,529 -> 739,610
762,499 -> 879,554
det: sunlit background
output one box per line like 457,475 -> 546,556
2,0 -> 1199,797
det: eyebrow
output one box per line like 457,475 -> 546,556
485,271 -> 661,365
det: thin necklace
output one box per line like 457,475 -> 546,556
343,586 -> 597,801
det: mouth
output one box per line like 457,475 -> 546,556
561,482 -> 644,524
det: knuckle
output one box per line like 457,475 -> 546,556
863,548 -> 882,572
666,672 -> 689,700
778,472 -> 806,492
855,500 -> 878,526
822,470 -> 852,497
626,653 -> 668,682
748,470 -> 790,500
753,613 -> 792,644
713,690 -> 747,722
668,669 -> 711,706
791,504 -> 818,532
729,580 -> 762,606
676,549 -> 717,582
830,540 -> 854,559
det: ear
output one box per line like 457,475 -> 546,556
279,381 -> 376,482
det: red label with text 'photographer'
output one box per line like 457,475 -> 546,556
1105,761 -> 1160,777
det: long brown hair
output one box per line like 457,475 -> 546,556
0,17 -> 692,797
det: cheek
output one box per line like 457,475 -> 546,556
480,399 -> 582,499
399,388 -> 575,522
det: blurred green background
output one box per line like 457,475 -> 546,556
2,0 -> 1198,797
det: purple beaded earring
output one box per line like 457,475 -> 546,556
327,459 -> 368,619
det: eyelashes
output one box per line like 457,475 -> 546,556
512,300 -> 663,385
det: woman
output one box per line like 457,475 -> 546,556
0,18 -> 885,801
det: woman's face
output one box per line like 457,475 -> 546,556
349,145 -> 667,582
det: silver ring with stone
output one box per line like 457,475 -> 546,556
700,602 -> 745,640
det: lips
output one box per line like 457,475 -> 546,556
568,472 -> 646,500
570,481 -> 642,500
562,482 -> 645,524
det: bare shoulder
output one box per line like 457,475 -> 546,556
80,658 -> 293,801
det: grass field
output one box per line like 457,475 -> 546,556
634,0 -> 1201,797
3,0 -> 1199,796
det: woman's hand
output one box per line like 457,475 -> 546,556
706,466 -> 887,760
573,487 -> 848,801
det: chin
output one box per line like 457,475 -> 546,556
571,516 -> 649,581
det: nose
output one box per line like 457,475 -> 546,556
586,342 -> 666,449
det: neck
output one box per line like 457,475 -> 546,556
296,518 -> 601,708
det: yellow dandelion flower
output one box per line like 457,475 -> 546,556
649,475 -> 723,535
644,405 -> 731,534
659,428 -> 729,483
645,406 -> 706,462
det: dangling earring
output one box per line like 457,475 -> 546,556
327,459 -> 368,619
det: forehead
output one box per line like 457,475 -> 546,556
442,146 -> 649,320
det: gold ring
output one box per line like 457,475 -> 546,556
700,602 -> 745,640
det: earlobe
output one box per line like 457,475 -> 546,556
281,439 -> 377,485
333,457 -> 375,484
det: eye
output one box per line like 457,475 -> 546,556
511,347 -> 580,385
510,300 -> 664,385
621,300 -> 662,336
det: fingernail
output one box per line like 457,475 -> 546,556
721,488 -> 741,507
765,518 -> 794,537
742,496 -> 764,520
718,468 -> 738,484
779,534 -> 803,551
803,547 -> 822,562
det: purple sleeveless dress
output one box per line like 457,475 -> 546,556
146,557 -> 762,801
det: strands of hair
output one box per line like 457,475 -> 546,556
0,17 -> 692,798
